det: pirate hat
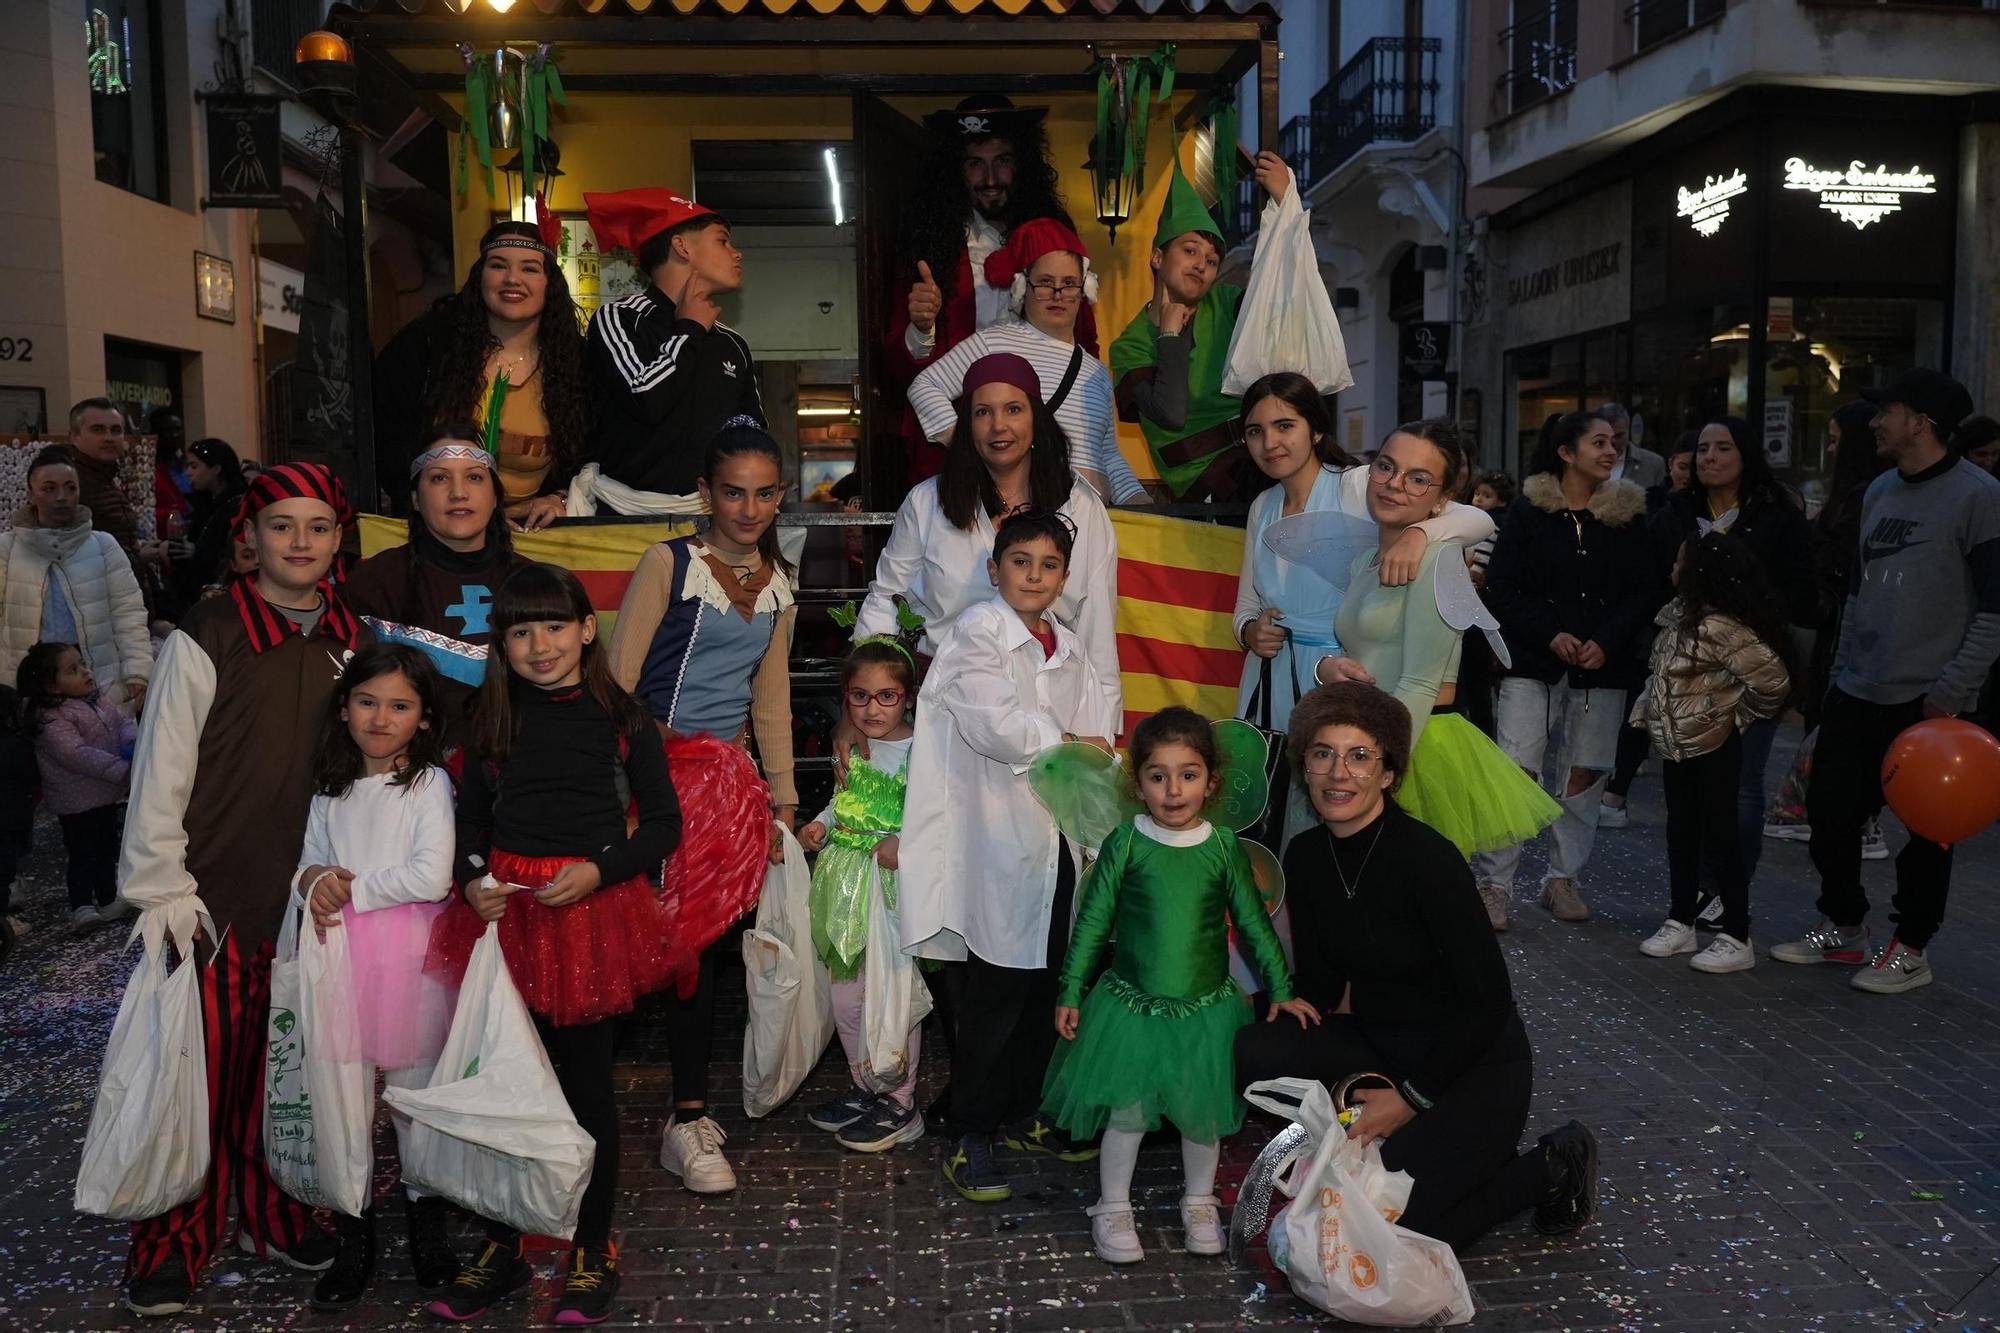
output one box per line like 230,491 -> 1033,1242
583,187 -> 720,256
923,94 -> 1048,142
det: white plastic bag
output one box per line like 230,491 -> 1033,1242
858,860 -> 931,1093
742,824 -> 832,1117
1244,1078 -> 1474,1327
1221,186 -> 1354,397
263,893 -> 376,1217
74,899 -> 214,1220
382,923 -> 595,1239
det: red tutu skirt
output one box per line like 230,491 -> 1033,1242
426,851 -> 690,1028
658,733 -> 772,995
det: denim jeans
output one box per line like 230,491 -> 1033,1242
1472,677 -> 1626,893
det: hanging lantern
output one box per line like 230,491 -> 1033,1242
1085,134 -> 1139,242
1088,44 -> 1176,245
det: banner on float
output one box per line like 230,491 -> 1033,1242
358,510 -> 1247,726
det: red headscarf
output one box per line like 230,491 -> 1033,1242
583,187 -> 719,255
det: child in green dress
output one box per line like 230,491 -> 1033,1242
800,637 -> 923,1152
1042,707 -> 1320,1266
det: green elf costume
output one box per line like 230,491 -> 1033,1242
1110,165 -> 1249,502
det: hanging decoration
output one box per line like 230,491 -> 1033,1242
1208,92 -> 1240,237
1088,42 -> 1176,242
458,43 -> 565,201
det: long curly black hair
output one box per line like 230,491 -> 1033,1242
426,222 -> 589,489
1673,531 -> 1799,692
899,126 -> 1073,312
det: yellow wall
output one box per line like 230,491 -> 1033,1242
448,89 -> 1205,482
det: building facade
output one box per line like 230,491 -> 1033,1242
1458,0 -> 2000,494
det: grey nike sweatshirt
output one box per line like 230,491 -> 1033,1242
1834,454 -> 2000,714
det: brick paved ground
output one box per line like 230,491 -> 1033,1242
4,726 -> 2000,1332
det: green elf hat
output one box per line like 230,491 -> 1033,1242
1153,159 -> 1224,251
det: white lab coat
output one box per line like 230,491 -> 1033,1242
854,476 -> 1122,730
899,597 -> 1118,970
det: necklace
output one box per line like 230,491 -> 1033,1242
1327,816 -> 1386,900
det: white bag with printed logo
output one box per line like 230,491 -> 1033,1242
1244,1078 -> 1474,1327
263,893 -> 376,1217
74,899 -> 214,1220
858,860 -> 930,1093
1221,185 -> 1354,397
383,922 -> 595,1239
742,825 -> 833,1117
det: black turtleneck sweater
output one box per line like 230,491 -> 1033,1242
1282,801 -> 1530,1105
454,679 -> 680,888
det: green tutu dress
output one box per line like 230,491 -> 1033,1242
808,737 -> 910,980
1041,818 -> 1295,1142
1396,712 -> 1563,858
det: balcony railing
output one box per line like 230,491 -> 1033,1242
1499,0 -> 1578,115
1624,0 -> 1726,52
252,0 -> 329,87
1292,36 -> 1442,194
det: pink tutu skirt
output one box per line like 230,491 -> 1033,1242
343,899 -> 456,1070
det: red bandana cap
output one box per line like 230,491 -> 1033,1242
235,462 -> 354,542
983,217 -> 1092,292
583,187 -> 718,255
962,352 -> 1042,403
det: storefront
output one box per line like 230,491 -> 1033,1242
1467,88 -> 1967,504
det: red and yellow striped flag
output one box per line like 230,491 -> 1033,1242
1107,509 -> 1247,738
358,511 -> 1249,733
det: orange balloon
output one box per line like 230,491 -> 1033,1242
1880,719 -> 2000,846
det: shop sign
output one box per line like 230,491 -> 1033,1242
1763,399 -> 1793,469
1498,181 -> 1631,349
202,94 -> 284,209
1676,169 -> 1748,238
1505,243 -> 1622,307
1400,323 -> 1452,380
1782,157 -> 1937,231
259,259 -> 303,335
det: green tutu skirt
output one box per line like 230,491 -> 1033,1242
1396,712 -> 1562,858
1041,972 -> 1253,1141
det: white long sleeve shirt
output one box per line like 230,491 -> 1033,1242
907,321 -> 1142,504
855,476 -> 1123,729
898,598 -> 1118,969
290,766 -> 456,913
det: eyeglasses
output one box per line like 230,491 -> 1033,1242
1028,279 -> 1085,301
1369,456 -> 1440,497
844,687 -> 908,709
1302,744 -> 1383,776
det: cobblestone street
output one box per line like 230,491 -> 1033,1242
4,728 -> 1999,1332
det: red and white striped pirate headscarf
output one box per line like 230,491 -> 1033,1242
229,462 -> 361,653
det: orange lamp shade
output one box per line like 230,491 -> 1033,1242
294,30 -> 353,66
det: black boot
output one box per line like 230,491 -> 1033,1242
311,1209 -> 376,1310
405,1195 -> 461,1293
1532,1121 -> 1599,1236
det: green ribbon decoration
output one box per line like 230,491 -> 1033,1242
458,44 -> 498,197
483,370 -> 510,454
1210,92 -> 1240,233
522,45 -> 567,201
1091,43 -> 1178,237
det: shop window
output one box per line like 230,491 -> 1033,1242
1625,0 -> 1726,55
1504,327 -> 1628,474
86,0 -> 169,202
1500,0 -> 1577,116
1627,303 -> 1751,464
104,335 -> 184,429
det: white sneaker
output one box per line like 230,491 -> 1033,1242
1851,938 -> 1933,994
1639,920 -> 1697,958
68,905 -> 102,933
1086,1201 -> 1145,1265
1762,819 -> 1811,842
1597,802 -> 1629,830
1180,1194 -> 1224,1256
1860,819 -> 1890,861
659,1115 -> 738,1194
1690,933 -> 1755,974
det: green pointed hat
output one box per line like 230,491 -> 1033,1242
1153,159 -> 1223,250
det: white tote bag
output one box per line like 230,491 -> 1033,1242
1245,1078 -> 1474,1328
74,899 -> 215,1220
1221,186 -> 1355,397
858,861 -> 931,1093
382,923 -> 595,1239
263,893 -> 376,1217
742,825 -> 833,1117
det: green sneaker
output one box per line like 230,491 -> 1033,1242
1001,1114 -> 1099,1162
942,1134 -> 1011,1203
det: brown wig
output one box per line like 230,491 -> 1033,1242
426,221 -> 589,491
1129,705 -> 1221,774
312,643 -> 449,798
472,562 -> 650,765
1285,682 -> 1412,796
1239,371 -> 1355,469
938,393 -> 1076,530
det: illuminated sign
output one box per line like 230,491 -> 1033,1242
1676,169 -> 1748,237
1782,157 -> 1937,230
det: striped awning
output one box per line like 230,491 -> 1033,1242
342,0 -> 1277,15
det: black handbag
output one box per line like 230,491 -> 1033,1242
1239,653 -> 1298,853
